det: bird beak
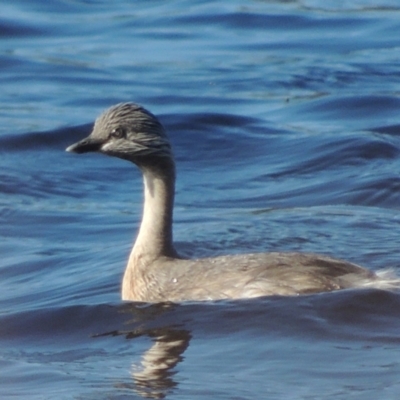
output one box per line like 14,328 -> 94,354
66,136 -> 104,154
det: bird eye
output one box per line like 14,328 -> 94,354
110,127 -> 125,139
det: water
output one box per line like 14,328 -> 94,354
1,0 -> 400,398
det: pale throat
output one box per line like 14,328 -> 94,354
131,164 -> 177,259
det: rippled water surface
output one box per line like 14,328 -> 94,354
1,1 -> 400,399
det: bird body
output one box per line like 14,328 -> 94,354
67,103 -> 399,302
122,252 -> 379,302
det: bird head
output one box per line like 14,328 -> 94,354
66,103 -> 173,165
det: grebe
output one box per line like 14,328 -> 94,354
66,103 -> 398,302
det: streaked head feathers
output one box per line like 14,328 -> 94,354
67,103 -> 173,162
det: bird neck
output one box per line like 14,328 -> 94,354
131,161 -> 178,261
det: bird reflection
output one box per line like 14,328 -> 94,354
93,302 -> 191,399
132,329 -> 191,398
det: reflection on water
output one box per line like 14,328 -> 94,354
132,329 -> 191,399
94,303 -> 191,398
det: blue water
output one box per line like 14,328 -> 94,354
1,0 -> 400,398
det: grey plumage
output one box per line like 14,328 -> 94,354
66,103 -> 400,302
